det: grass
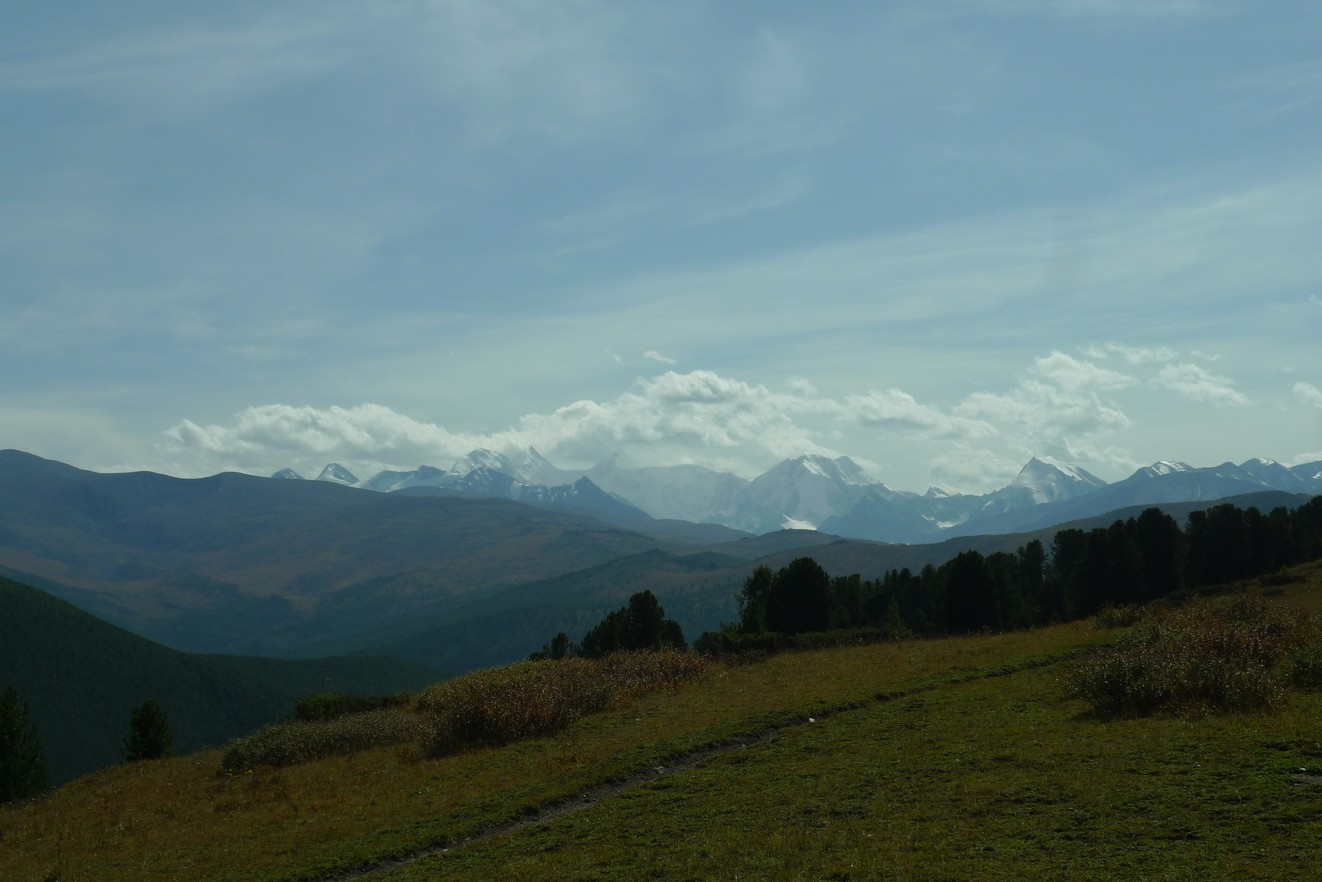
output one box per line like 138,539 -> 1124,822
3,560 -> 1322,881
1067,593 -> 1321,717
218,650 -> 708,773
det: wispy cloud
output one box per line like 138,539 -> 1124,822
0,11 -> 351,113
1226,60 -> 1322,123
399,0 -> 684,146
844,389 -> 995,441
951,0 -> 1220,21
1154,363 -> 1249,406
1082,343 -> 1177,365
643,350 -> 677,365
697,26 -> 855,158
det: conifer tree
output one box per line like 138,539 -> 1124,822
0,685 -> 47,803
123,699 -> 173,762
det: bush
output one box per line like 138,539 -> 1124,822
418,658 -> 616,754
220,709 -> 425,774
418,650 -> 707,757
294,692 -> 410,722
1286,640 -> 1322,690
220,649 -> 708,772
1065,595 -> 1310,717
1091,605 -> 1147,630
694,626 -> 905,658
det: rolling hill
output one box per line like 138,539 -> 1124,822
3,561 -> 1320,881
0,575 -> 439,784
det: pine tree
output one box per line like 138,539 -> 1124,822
0,685 -> 47,803
123,699 -> 173,762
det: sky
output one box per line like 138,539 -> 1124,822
2,0 -> 1321,494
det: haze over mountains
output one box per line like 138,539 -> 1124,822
2,447 -> 1317,680
274,448 -> 1322,544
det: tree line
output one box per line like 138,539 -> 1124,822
719,498 -> 1322,643
530,589 -> 687,661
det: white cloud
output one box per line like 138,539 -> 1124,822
153,351 -> 1305,491
954,352 -> 1137,467
1154,363 -> 1249,406
786,378 -> 818,397
1082,343 -> 1177,364
844,389 -> 996,441
1295,382 -> 1322,409
162,370 -> 845,479
643,350 -> 677,365
163,404 -> 482,474
1032,351 -> 1138,391
929,446 -> 1024,495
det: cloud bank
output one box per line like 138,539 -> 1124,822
160,345 -> 1281,492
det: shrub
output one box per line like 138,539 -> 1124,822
1286,640 -> 1322,690
220,650 -> 708,772
694,626 -> 905,658
220,709 -> 426,774
1091,605 -> 1147,630
418,650 -> 707,757
294,692 -> 410,722
418,658 -> 616,755
1065,594 -> 1310,717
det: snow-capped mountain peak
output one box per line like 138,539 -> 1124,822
449,448 -> 514,478
791,454 -> 878,486
1007,457 -> 1106,505
315,463 -> 359,486
271,467 -> 304,480
512,447 -> 583,487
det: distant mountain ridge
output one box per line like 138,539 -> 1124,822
280,449 -> 1322,544
2,448 -> 1316,681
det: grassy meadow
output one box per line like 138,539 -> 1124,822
3,561 -> 1322,881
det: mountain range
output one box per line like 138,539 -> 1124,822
277,449 -> 1322,544
2,447 -> 1317,679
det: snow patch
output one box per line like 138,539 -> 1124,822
781,515 -> 818,531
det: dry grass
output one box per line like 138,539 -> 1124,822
0,626 -> 1098,882
5,560 -> 1322,881
1066,593 -> 1322,716
218,650 -> 707,773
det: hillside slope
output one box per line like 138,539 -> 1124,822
4,561 -> 1321,881
0,576 -> 438,784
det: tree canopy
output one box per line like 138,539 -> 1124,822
122,699 -> 173,762
0,685 -> 47,803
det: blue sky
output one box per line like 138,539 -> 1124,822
2,0 -> 1320,493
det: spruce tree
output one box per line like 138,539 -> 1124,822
123,699 -> 173,762
0,685 -> 47,803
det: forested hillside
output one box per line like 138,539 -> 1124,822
0,577 -> 437,784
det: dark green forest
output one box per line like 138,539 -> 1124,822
0,576 -> 440,789
708,499 -> 1322,647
